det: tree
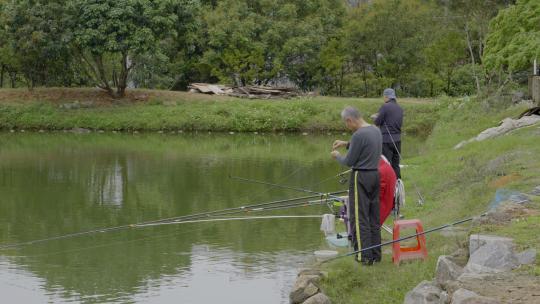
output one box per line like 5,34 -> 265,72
319,36 -> 349,96
69,0 -> 178,98
445,0 -> 515,95
423,31 -> 467,95
484,0 -> 540,74
2,0 -> 75,88
125,0 -> 204,90
345,0 -> 436,96
201,0 -> 345,90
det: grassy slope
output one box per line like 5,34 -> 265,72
321,98 -> 540,303
0,88 -> 437,134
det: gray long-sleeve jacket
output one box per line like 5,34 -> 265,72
336,125 -> 382,170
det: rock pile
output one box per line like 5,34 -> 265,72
454,114 -> 540,149
403,234 -> 538,304
188,83 -> 299,99
290,269 -> 331,304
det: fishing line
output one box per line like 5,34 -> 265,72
21,215 -> 326,258
229,176 -> 345,202
231,165 -> 306,206
17,222 -> 217,258
307,167 -> 351,188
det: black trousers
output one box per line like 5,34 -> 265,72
349,170 -> 381,262
382,141 -> 401,178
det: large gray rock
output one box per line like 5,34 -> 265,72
290,275 -> 320,304
516,249 -> 537,265
465,242 -> 518,273
450,288 -> 500,304
454,115 -> 540,149
403,281 -> 444,304
303,293 -> 331,304
469,234 -> 514,255
435,256 -> 463,287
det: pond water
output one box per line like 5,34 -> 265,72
0,132 -> 421,303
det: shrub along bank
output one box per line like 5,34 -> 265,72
0,88 -> 438,135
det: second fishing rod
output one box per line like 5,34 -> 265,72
230,175 -> 346,202
0,190 -> 347,250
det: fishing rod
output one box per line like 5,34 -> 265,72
229,175 -> 346,202
136,215 -> 324,227
134,196 -> 348,229
383,123 -> 425,205
140,191 -> 346,225
319,213 -> 486,264
0,191 -> 347,250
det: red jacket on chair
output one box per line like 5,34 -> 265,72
379,156 -> 397,224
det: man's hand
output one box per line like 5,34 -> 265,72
332,140 -> 348,150
331,150 -> 341,159
370,113 -> 379,120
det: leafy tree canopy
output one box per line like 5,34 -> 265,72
484,0 -> 540,73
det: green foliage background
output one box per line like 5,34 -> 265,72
0,0 -> 536,98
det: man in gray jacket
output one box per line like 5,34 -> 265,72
332,106 -> 383,265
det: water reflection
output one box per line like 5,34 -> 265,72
0,132 -> 421,303
89,158 -> 126,207
0,133 -> 340,303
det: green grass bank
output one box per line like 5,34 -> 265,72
0,88 -> 437,135
320,98 -> 540,303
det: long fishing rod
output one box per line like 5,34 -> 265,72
134,196 -> 345,228
319,213 -> 486,264
136,215 -> 324,227
0,191 -> 347,250
230,175 -> 346,202
142,191 -> 346,225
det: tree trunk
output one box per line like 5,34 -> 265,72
362,63 -> 368,97
465,24 -> 481,96
338,65 -> 345,96
93,55 -> 118,98
447,72 -> 451,95
114,52 -> 131,99
10,71 -> 16,88
0,65 -> 4,88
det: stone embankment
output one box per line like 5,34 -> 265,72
404,186 -> 540,304
404,234 -> 538,304
289,269 -> 331,304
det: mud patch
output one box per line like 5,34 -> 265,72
489,173 -> 523,188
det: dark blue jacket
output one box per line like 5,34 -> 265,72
374,99 -> 403,143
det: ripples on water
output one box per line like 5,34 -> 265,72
0,133 -> 419,303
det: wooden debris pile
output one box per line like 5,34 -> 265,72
188,83 -> 299,99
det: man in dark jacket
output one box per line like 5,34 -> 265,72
373,88 -> 403,178
332,106 -> 382,265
